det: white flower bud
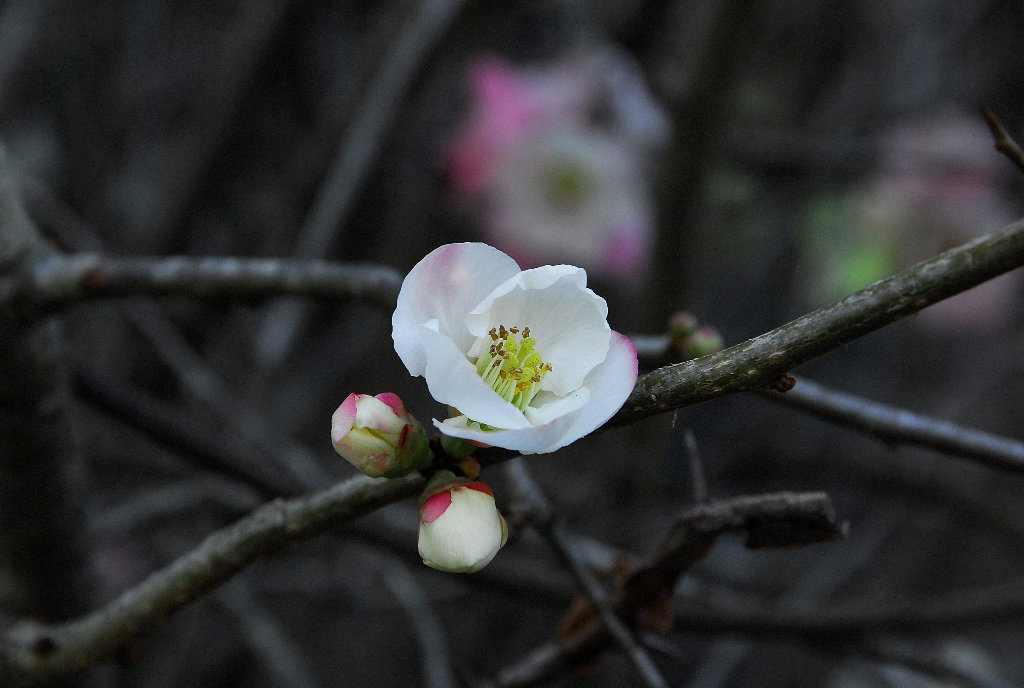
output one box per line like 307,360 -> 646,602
418,479 -> 507,573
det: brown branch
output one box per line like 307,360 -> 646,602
764,376 -> 1024,474
634,330 -> 1024,475
614,217 -> 1024,425
505,460 -> 671,688
1,473 -> 425,686
981,106 -> 1024,174
6,219 -> 1024,430
3,184 -> 1021,687
485,492 -> 845,688
72,364 -> 306,499
252,0 -> 470,368
0,254 -> 403,316
671,576 -> 1024,638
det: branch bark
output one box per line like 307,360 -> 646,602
9,217 -> 1022,431
764,376 -> 1024,473
615,217 -> 1024,424
1,472 -> 425,686
505,459 -> 671,688
671,576 -> 1024,638
485,491 -> 844,688
981,106 -> 1024,174
0,254 -> 403,316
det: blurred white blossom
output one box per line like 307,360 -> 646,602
445,49 -> 667,280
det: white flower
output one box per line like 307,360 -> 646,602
392,242 -> 637,454
487,126 -> 655,278
418,479 -> 508,573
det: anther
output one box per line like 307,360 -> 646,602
473,323 -> 552,414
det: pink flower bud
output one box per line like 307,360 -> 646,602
331,393 -> 431,478
684,326 -> 724,359
667,311 -> 698,340
418,478 -> 508,573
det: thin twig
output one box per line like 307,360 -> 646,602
763,376 -> 1024,473
981,106 -> 1024,174
290,0 -> 467,262
0,149 -> 96,623
216,581 -> 320,688
379,558 -> 458,688
852,639 -> 1016,688
486,491 -> 845,687
73,364 -> 306,499
0,254 -> 403,316
252,0 -> 469,368
683,429 -> 708,504
123,302 -> 329,488
637,331 -> 1024,474
615,217 -> 1024,424
670,576 -> 1024,637
505,460 -> 671,688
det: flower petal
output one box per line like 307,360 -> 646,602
434,331 -> 636,453
523,387 -> 590,425
393,243 -> 520,377
330,396 -> 359,444
418,325 -> 532,430
353,394 -> 406,434
465,266 -> 610,395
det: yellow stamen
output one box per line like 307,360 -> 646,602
471,324 -> 552,413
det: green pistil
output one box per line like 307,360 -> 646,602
474,325 -> 552,414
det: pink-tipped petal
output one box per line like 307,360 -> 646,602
463,481 -> 494,497
375,392 -> 405,416
420,490 -> 453,524
393,243 -> 521,377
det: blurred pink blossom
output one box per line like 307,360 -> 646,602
445,50 -> 667,281
446,57 -> 591,195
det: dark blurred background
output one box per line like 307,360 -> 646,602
1,0 -> 1023,686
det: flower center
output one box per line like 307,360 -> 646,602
474,325 -> 552,413
544,163 -> 591,212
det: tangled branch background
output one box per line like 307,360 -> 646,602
1,2 -> 1023,687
